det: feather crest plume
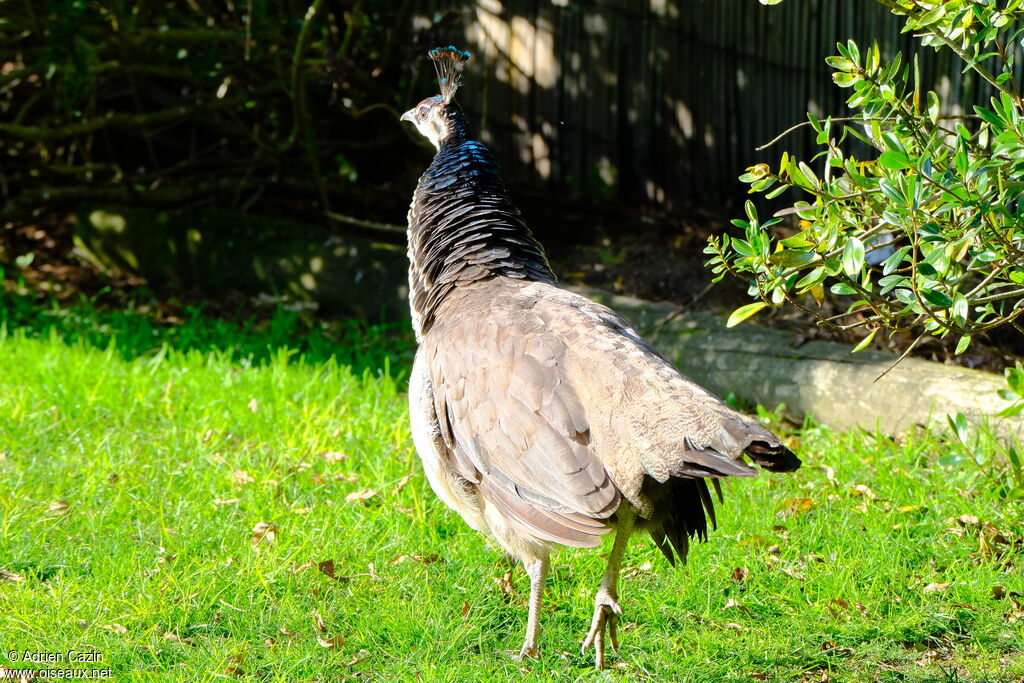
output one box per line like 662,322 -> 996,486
428,45 -> 472,103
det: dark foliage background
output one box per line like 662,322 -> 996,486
0,0 -> 434,234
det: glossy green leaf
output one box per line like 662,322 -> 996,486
726,302 -> 768,328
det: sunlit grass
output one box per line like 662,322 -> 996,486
0,299 -> 1020,681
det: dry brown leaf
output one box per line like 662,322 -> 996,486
494,569 -> 516,602
923,582 -> 950,594
247,398 -> 259,412
345,649 -> 371,667
730,566 -> 750,584
0,569 -> 25,583
820,465 -> 838,487
739,534 -> 770,547
723,598 -> 751,615
826,597 -> 850,618
279,626 -> 296,638
622,560 -> 653,579
162,630 -> 194,646
345,489 -> 378,504
854,602 -> 869,617
108,472 -> 120,486
213,498 -> 241,508
391,553 -> 444,565
992,584 -> 1007,600
393,472 -> 413,493
318,559 -> 344,581
320,451 -> 348,463
47,499 -> 70,515
317,634 -> 344,648
461,600 -> 471,618
100,624 -> 128,635
225,653 -> 246,676
957,514 -> 980,527
313,611 -> 328,634
850,484 -> 877,500
250,521 -> 277,546
723,622 -> 745,631
821,641 -> 855,655
231,469 -> 255,486
781,567 -> 806,581
780,497 -> 817,515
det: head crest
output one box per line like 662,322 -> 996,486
428,45 -> 471,103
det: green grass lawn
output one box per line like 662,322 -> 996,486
0,298 -> 1021,681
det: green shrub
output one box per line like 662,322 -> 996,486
706,0 -> 1024,358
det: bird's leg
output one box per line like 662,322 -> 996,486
515,554 -> 549,660
582,506 -> 635,669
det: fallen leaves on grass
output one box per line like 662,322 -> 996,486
46,499 -> 70,515
730,566 -> 749,584
318,634 -> 344,648
779,497 -> 817,516
313,611 -> 344,649
247,398 -> 259,412
461,600 -> 471,619
231,470 -> 255,486
850,484 -> 877,500
0,570 -> 25,582
161,628 -> 194,646
923,582 -> 950,594
820,641 -> 855,655
723,598 -> 751,615
345,650 -> 371,667
391,553 -> 444,565
317,559 -> 343,581
622,560 -> 653,579
100,624 -> 128,635
826,597 -> 851,618
393,472 -> 413,493
780,566 -> 807,581
345,489 -> 377,504
225,653 -> 246,676
250,521 -> 277,546
320,451 -> 348,463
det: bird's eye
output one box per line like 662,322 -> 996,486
418,106 -> 429,118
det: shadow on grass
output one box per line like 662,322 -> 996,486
0,291 -> 416,378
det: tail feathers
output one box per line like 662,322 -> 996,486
645,478 -> 717,567
745,440 -> 801,473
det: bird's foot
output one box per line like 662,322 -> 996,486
511,643 -> 540,662
581,587 -> 622,669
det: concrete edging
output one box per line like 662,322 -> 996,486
571,286 -> 1020,440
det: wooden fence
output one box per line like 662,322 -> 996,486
411,0 -> 998,208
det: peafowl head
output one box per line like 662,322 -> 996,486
401,46 -> 472,150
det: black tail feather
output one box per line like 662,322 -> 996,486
644,477 -> 717,566
745,440 -> 801,473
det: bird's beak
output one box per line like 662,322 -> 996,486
400,108 -> 416,123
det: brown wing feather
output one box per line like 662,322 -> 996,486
423,289 -> 621,546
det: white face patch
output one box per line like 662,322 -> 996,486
412,110 -> 448,150
402,97 -> 449,150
